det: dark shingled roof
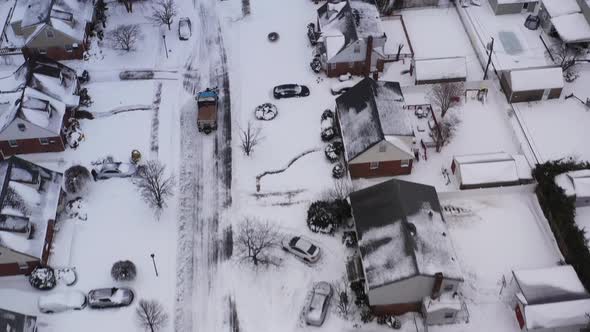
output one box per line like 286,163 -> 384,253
336,78 -> 411,161
350,179 -> 462,289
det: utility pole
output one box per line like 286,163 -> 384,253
162,35 -> 169,59
483,37 -> 494,80
150,253 -> 159,277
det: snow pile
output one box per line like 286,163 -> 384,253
509,67 -> 564,92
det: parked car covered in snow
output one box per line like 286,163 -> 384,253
88,287 -> 134,309
273,84 -> 310,99
92,162 -> 137,180
304,282 -> 333,326
38,290 -> 87,313
331,79 -> 355,95
282,236 -> 321,264
321,109 -> 335,141
178,17 -> 192,40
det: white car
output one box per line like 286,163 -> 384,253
282,236 -> 321,264
331,79 -> 356,95
38,290 -> 87,313
304,282 -> 333,326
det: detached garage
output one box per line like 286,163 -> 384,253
413,57 -> 467,85
451,152 -> 533,190
488,0 -> 538,15
500,67 -> 564,103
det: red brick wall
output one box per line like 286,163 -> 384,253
41,220 -> 55,265
0,261 -> 38,277
327,61 -> 368,78
349,160 -> 413,179
0,136 -> 65,157
23,46 -> 85,61
371,302 -> 421,316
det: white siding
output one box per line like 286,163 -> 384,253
0,118 -> 58,141
349,139 -> 413,164
368,275 -> 461,305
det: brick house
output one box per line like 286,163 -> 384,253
312,0 -> 387,77
348,179 -> 463,316
9,0 -> 95,60
336,78 -> 415,179
0,156 -> 63,277
0,56 -> 80,157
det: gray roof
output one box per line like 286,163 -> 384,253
336,78 -> 411,161
350,179 -> 463,289
21,0 -> 54,28
0,308 -> 37,332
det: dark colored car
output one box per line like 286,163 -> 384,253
273,84 -> 310,99
178,17 -> 192,40
88,288 -> 134,309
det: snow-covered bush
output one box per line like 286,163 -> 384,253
325,141 -> 343,163
332,163 -> 345,179
29,266 -> 56,290
111,260 -> 137,281
307,201 -> 337,234
64,165 -> 91,195
254,103 -> 278,121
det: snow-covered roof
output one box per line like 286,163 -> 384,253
19,87 -> 66,135
0,92 -> 23,132
513,155 -> 533,181
453,152 -> 532,186
0,157 -> 63,261
524,299 -> 590,329
350,179 -> 463,290
497,0 -> 537,3
336,78 -> 412,162
384,135 -> 414,159
555,169 -> 590,198
509,67 -> 564,92
513,265 -> 588,305
453,152 -> 513,164
324,34 -> 346,61
414,57 -> 467,82
20,0 -> 53,28
552,13 -> 590,43
422,292 -> 462,313
542,0 -> 581,18
349,0 -> 383,39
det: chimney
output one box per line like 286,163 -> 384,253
365,36 -> 373,77
431,272 -> 444,299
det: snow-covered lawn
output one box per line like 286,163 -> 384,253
398,7 -> 483,81
435,188 -> 563,332
459,2 -> 554,72
354,81 -> 523,192
515,64 -> 590,163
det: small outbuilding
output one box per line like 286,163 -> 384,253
512,265 -> 590,331
554,169 -> 590,207
500,66 -> 564,103
488,0 -> 538,15
413,57 -> 467,85
451,152 -> 533,190
539,0 -> 590,44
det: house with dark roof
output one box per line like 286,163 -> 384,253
335,78 -> 415,178
512,265 -> 590,331
312,0 -> 387,77
9,0 -> 95,60
348,179 -> 463,316
0,307 -> 37,332
0,156 -> 63,277
0,55 -> 80,157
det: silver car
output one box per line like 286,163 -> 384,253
38,290 -> 87,313
282,236 -> 321,264
178,17 -> 192,40
88,287 -> 134,309
305,282 -> 333,326
92,162 -> 137,180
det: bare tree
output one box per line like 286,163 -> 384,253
136,299 -> 169,332
236,218 -> 280,267
119,0 -> 134,13
428,82 -> 464,118
323,178 -> 352,201
149,0 -> 178,31
430,113 -> 461,151
240,121 -> 263,156
334,279 -> 353,319
135,160 -> 174,219
64,165 -> 91,195
242,0 -> 251,16
107,24 -> 141,51
548,43 -> 582,71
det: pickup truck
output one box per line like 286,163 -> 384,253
196,89 -> 218,134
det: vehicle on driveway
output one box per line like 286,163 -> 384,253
92,162 -> 137,180
196,88 -> 219,134
178,17 -> 192,40
282,236 -> 320,264
119,70 -> 154,80
273,84 -> 310,99
88,287 -> 134,309
304,282 -> 333,326
38,290 -> 87,313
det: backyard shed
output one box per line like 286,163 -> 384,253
488,0 -> 538,15
539,0 -> 590,44
500,67 -> 564,103
413,57 -> 467,85
349,179 -> 463,316
554,169 -> 590,207
451,152 -> 532,189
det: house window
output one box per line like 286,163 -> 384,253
443,284 -> 454,292
39,138 -> 49,145
379,145 -> 386,152
401,159 -> 410,168
354,44 -> 361,53
39,48 -> 47,55
46,29 -> 55,38
523,2 -> 529,9
8,140 -> 18,148
369,161 -> 379,170
17,123 -> 26,131
444,312 -> 455,319
65,44 -> 73,52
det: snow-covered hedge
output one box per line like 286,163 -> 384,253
111,260 -> 137,281
29,266 -> 56,290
